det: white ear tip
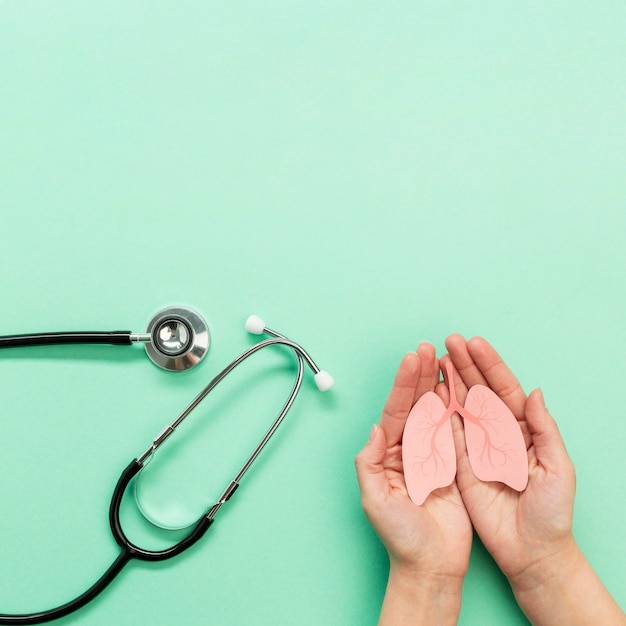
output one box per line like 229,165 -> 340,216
245,315 -> 266,334
314,370 -> 334,392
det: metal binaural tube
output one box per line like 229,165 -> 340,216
206,349 -> 305,521
136,336 -> 318,465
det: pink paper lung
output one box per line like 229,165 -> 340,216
402,391 -> 456,505
402,360 -> 529,505
463,385 -> 528,491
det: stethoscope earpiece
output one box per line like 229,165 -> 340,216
143,306 -> 210,372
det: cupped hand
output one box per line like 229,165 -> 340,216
355,343 -> 472,583
440,334 -> 577,590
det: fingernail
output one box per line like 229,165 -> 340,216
536,388 -> 545,405
369,424 -> 379,443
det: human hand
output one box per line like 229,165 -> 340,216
439,334 -> 576,590
439,335 -> 626,625
355,343 -> 472,624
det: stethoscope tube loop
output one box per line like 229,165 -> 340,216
128,331 -> 317,536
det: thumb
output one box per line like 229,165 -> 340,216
525,389 -> 571,473
355,424 -> 389,504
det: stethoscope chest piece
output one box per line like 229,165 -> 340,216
144,306 -> 210,372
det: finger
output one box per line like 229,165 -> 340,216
355,425 -> 389,505
465,336 -> 527,419
380,352 -> 420,446
435,380 -> 450,405
449,412 -> 468,465
413,341 -> 439,404
443,334 -> 526,418
444,334 -> 489,390
439,353 -> 470,405
447,335 -> 531,447
525,389 -> 572,474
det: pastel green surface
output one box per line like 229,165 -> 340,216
1,2 -> 624,625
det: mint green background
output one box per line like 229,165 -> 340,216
1,2 -> 624,625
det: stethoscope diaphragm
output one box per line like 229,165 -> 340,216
144,306 -> 210,372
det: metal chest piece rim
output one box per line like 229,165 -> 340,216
144,306 -> 210,372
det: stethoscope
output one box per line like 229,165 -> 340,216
0,306 -> 333,625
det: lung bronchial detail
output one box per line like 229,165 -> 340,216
402,362 -> 529,505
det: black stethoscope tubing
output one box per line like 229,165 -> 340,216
0,331 -> 135,347
0,320 -> 330,624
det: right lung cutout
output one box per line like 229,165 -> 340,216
463,385 -> 529,492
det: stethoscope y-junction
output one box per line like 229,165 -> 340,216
0,306 -> 333,624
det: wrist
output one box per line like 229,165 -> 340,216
508,538 -> 626,626
378,564 -> 464,626
507,534 -> 580,596
389,562 -> 465,596
508,535 -> 586,623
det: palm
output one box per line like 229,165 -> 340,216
378,438 -> 472,576
458,440 -> 574,576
